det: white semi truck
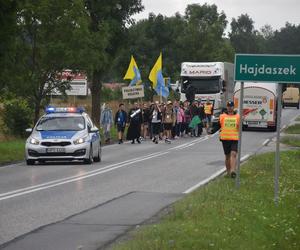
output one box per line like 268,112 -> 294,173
180,62 -> 234,132
234,82 -> 278,131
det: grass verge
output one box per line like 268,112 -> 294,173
0,139 -> 25,164
284,124 -> 300,134
281,136 -> 300,147
295,116 -> 300,122
114,151 -> 300,250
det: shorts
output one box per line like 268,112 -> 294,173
117,124 -> 125,132
164,123 -> 172,130
221,140 -> 238,155
206,115 -> 212,123
152,122 -> 161,135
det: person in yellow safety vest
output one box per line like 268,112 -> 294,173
204,100 -> 213,128
219,101 -> 240,178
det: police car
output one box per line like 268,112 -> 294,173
25,107 -> 101,165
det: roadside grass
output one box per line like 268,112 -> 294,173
284,124 -> 300,134
114,151 -> 300,250
281,136 -> 300,147
0,139 -> 25,164
0,126 -> 126,164
295,116 -> 300,122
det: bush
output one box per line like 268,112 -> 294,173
1,97 -> 33,137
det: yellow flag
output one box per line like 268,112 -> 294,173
149,52 -> 162,89
124,56 -> 138,80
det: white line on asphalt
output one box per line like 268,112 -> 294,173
179,138 -> 209,149
262,139 -> 271,146
240,154 -> 250,162
0,134 -> 215,201
169,136 -> 209,150
183,154 -> 251,194
0,151 -> 170,201
183,168 -> 225,194
281,125 -> 287,131
0,151 -> 168,199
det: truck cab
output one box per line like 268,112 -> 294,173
180,62 -> 234,133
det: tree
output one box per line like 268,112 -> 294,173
114,3 -> 234,89
182,4 -> 233,62
0,0 -> 19,91
268,23 -> 300,54
6,0 -> 90,123
84,0 -> 144,125
229,14 -> 261,53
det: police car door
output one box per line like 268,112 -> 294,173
86,116 -> 99,157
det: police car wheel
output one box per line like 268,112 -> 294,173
26,159 -> 35,165
93,145 -> 101,162
84,146 -> 93,164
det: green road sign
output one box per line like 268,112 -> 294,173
235,54 -> 300,83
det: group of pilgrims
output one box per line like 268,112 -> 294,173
106,99 -> 214,145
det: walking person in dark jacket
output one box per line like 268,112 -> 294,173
150,102 -> 162,144
115,103 -> 127,144
126,102 -> 143,144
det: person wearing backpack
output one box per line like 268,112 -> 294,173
163,101 -> 175,143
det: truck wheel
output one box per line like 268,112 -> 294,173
297,103 -> 299,109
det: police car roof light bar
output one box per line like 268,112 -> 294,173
45,106 -> 85,114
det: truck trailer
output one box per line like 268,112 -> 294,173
180,62 -> 234,132
234,82 -> 278,131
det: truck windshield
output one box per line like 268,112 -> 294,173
182,77 -> 221,94
36,117 -> 85,131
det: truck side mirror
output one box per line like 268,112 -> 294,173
222,80 -> 226,91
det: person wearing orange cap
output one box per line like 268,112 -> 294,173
219,101 -> 240,178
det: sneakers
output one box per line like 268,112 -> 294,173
230,172 -> 237,178
152,137 -> 158,144
165,138 -> 171,144
137,139 -> 141,144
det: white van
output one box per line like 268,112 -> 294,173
282,87 -> 300,109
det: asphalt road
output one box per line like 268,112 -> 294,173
0,108 -> 298,249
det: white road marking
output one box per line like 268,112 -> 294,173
0,133 -> 215,201
183,154 -> 251,194
169,136 -> 209,150
241,154 -> 250,162
0,151 -> 170,201
262,139 -> 271,146
183,168 -> 225,194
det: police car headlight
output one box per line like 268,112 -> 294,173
74,136 -> 88,145
29,138 -> 40,145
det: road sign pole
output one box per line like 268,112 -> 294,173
236,81 -> 244,189
274,84 -> 282,205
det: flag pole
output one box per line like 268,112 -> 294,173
160,85 -> 162,103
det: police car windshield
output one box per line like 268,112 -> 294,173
36,117 -> 85,131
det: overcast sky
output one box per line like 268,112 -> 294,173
133,0 -> 300,32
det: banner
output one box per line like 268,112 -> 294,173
122,86 -> 144,99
